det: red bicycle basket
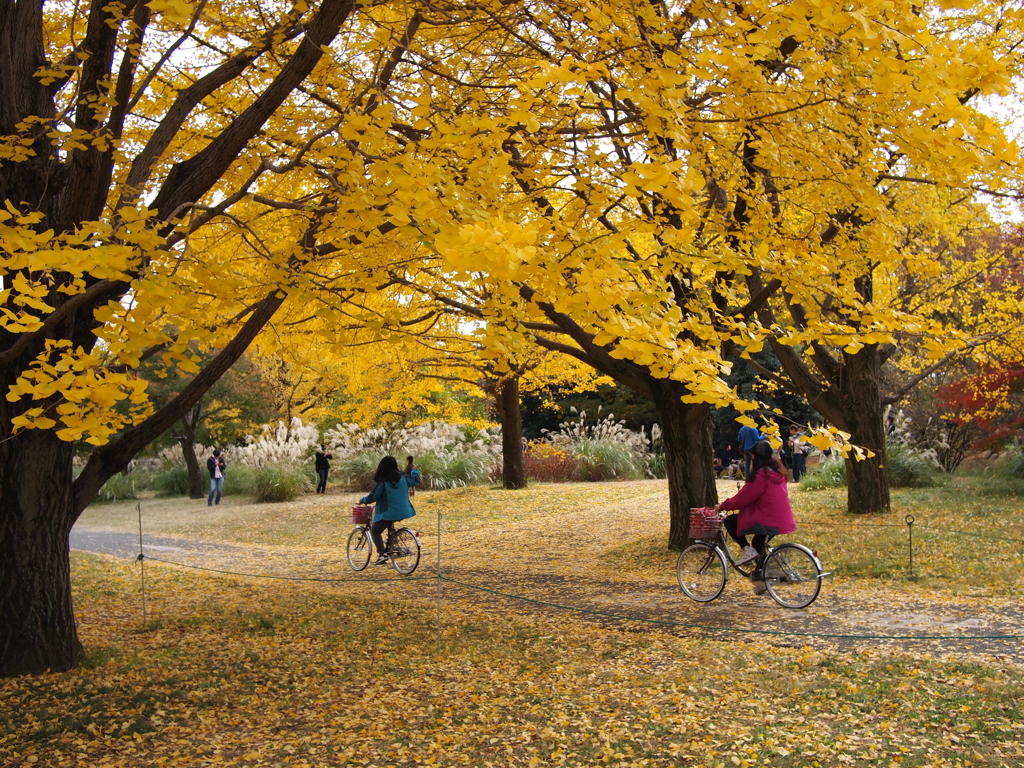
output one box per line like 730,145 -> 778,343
689,507 -> 721,538
351,505 -> 372,524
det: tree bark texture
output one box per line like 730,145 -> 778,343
494,374 -> 527,489
0,429 -> 81,676
838,349 -> 891,514
653,387 -> 717,549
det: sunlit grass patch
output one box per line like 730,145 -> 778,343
418,479 -> 665,531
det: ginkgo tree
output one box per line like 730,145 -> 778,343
293,0 -> 1024,533
0,0 -> 450,677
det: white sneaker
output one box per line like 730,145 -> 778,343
736,546 -> 759,566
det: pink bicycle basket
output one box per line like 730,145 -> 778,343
351,505 -> 372,525
689,507 -> 721,538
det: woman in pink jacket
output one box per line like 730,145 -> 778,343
715,441 -> 796,571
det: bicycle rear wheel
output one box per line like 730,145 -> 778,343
676,543 -> 727,602
389,528 -> 420,575
763,544 -> 822,609
346,527 -> 373,571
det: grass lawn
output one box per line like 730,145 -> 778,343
3,476 -> 1023,767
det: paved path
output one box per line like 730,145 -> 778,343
70,529 -> 240,560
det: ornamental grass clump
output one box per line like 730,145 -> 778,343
884,437 -> 936,488
249,465 -> 314,503
227,419 -> 319,502
96,471 -> 144,503
152,464 -> 192,497
152,443 -> 212,497
542,408 -> 659,482
327,421 -> 502,489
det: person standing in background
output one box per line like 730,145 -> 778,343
736,422 -> 763,480
207,448 -> 226,506
788,425 -> 808,483
315,445 -> 333,494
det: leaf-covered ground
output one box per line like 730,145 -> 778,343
4,478 -> 1023,767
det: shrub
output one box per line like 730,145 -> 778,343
249,465 -> 313,503
573,439 -> 642,481
153,465 -> 192,497
800,457 -> 847,490
416,450 -> 494,489
524,443 -> 580,482
337,452 -> 381,491
541,408 -> 655,482
800,439 -> 936,491
642,452 -> 667,479
232,418 -> 320,469
884,438 -> 936,488
992,441 -> 1024,480
223,465 -> 256,497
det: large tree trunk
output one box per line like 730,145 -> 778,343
840,348 -> 891,514
0,430 -> 82,676
653,385 -> 717,549
494,374 -> 527,489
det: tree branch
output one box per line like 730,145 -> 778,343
72,288 -> 287,514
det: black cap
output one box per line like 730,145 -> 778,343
751,441 -> 773,459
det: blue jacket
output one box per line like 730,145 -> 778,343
360,469 -> 420,522
737,425 -> 763,451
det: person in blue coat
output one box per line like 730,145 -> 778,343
736,423 -> 764,480
360,455 -> 421,566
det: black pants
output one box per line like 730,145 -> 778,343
370,520 -> 394,556
723,515 -> 771,558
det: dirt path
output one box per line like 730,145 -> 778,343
72,490 -> 1024,665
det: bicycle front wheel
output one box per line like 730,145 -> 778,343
346,527 -> 373,571
676,543 -> 727,602
389,528 -> 421,575
763,544 -> 822,609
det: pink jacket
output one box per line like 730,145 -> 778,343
719,469 -> 796,536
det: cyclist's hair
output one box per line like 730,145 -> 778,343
748,441 -> 783,480
373,455 -> 403,484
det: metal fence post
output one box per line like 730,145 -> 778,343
137,502 -> 147,625
436,507 -> 442,655
905,514 -> 915,579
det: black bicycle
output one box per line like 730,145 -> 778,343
677,507 -> 828,609
346,506 -> 421,575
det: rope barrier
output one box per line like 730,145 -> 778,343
796,520 -> 1024,543
134,555 -> 1024,643
914,524 -> 1024,544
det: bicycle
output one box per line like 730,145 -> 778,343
346,505 -> 421,575
676,507 -> 828,609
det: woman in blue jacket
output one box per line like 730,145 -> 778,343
360,455 -> 420,566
